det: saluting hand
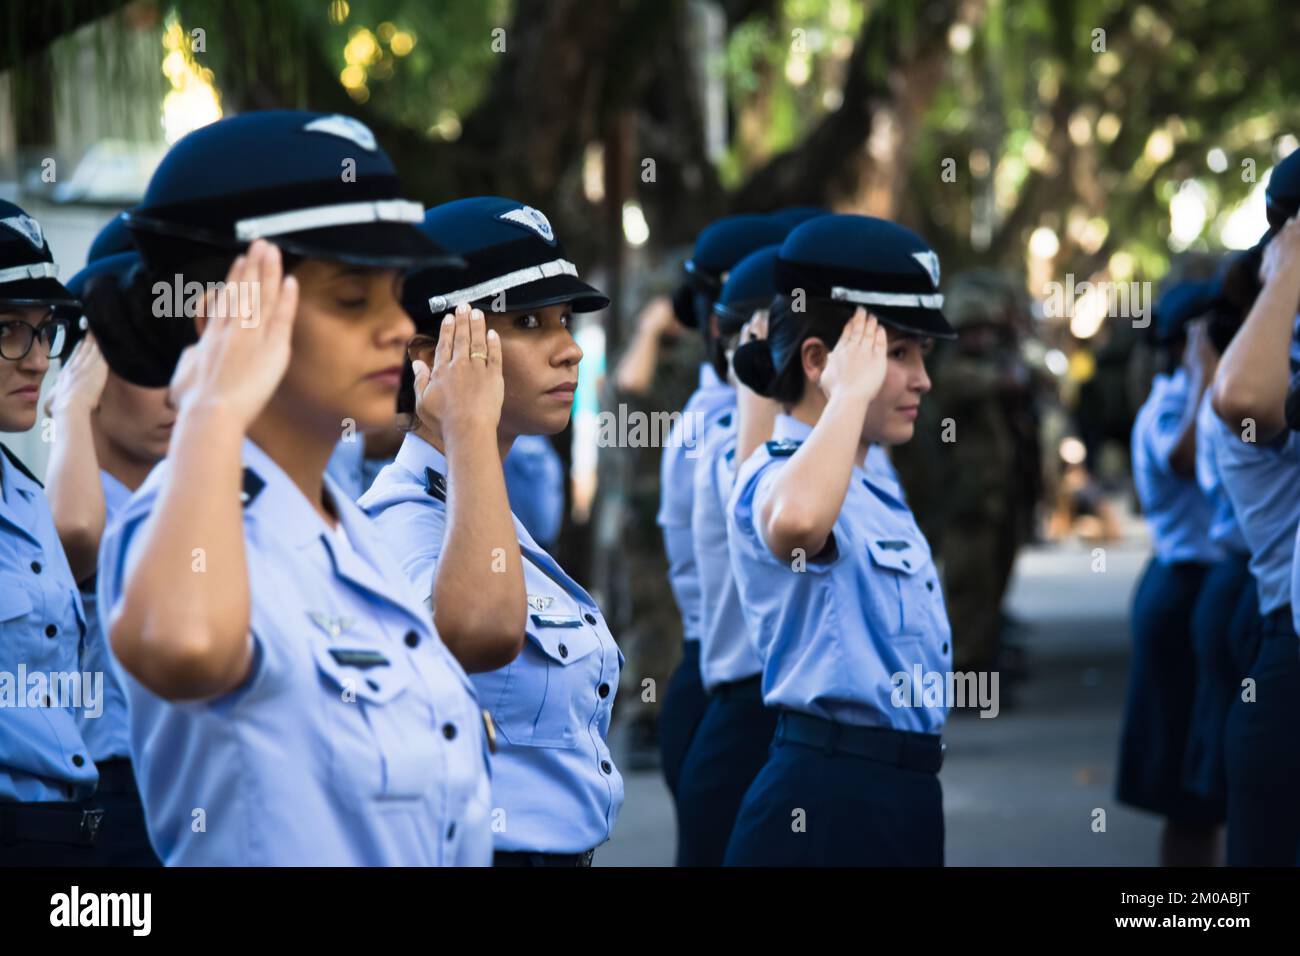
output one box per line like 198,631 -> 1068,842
412,303 -> 503,441
818,307 -> 888,405
168,239 -> 298,429
46,331 -> 108,419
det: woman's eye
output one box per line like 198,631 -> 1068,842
336,296 -> 367,309
890,347 -> 907,360
560,314 -> 572,329
517,314 -> 541,329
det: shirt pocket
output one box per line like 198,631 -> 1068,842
491,615 -> 601,749
0,585 -> 37,666
863,537 -> 930,642
309,637 -> 441,805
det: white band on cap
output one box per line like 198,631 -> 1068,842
830,286 -> 944,310
234,199 -> 424,241
428,258 -> 579,313
0,262 -> 58,284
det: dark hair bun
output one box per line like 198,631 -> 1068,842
732,339 -> 777,396
670,281 -> 698,328
85,264 -> 198,388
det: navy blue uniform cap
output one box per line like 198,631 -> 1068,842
714,244 -> 780,332
402,197 -> 607,333
775,214 -> 955,340
126,110 -> 459,272
1152,278 -> 1220,345
0,200 -> 78,310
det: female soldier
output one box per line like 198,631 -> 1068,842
360,197 -> 621,866
0,201 -> 101,865
1117,280 -> 1225,866
96,110 -> 494,865
1213,213 -> 1300,866
722,214 -> 955,866
43,238 -> 173,866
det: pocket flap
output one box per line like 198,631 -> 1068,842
865,537 -> 924,575
311,638 -> 411,704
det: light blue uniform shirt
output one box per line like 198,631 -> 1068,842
696,412 -> 903,691
359,433 -> 624,854
657,363 -> 735,644
1212,410 -> 1300,615
1194,390 -> 1249,556
325,437 -> 368,501
97,439 -> 493,866
1131,369 -> 1222,565
76,470 -> 134,762
726,415 -> 952,733
503,434 -> 565,551
0,446 -> 98,802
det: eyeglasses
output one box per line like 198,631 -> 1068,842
0,314 -> 73,361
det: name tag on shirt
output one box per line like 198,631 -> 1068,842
530,614 -> 582,629
328,648 -> 391,669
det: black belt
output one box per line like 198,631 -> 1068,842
713,675 -> 762,703
494,849 -> 595,867
1261,604 -> 1296,639
0,801 -> 105,847
774,712 -> 945,773
93,758 -> 138,796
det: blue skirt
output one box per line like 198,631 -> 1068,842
1182,553 -> 1251,805
659,641 -> 709,798
1116,557 -> 1222,825
674,677 -> 779,866
1224,605 -> 1300,866
724,716 -> 943,867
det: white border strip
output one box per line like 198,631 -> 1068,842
429,259 -> 579,313
234,200 -> 424,241
0,262 -> 58,284
831,286 -> 943,309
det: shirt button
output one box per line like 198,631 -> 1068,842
446,823 -> 456,840
601,760 -> 612,774
584,613 -> 597,625
404,630 -> 420,648
942,642 -> 949,654
366,679 -> 380,692
442,723 -> 457,740
598,683 -> 610,698
45,624 -> 57,638
926,580 -> 935,591
30,561 -> 41,574
558,643 -> 569,659
902,559 -> 912,569
71,755 -> 85,767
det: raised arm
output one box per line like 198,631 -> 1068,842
109,241 -> 297,700
614,295 -> 682,396
1213,218 -> 1300,440
44,333 -> 108,583
417,305 -> 526,672
759,309 -> 887,561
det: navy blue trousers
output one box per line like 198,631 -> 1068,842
1117,557 -> 1222,825
723,725 -> 943,867
1225,606 -> 1300,866
674,678 -> 779,866
1182,553 -> 1251,806
659,641 -> 709,798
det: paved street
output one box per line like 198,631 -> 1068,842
599,527 -> 1165,866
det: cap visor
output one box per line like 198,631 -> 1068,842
468,273 -> 609,314
269,220 -> 465,270
869,303 -> 957,340
0,276 -> 80,309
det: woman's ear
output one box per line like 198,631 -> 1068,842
800,336 -> 828,385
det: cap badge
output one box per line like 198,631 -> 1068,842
0,215 -> 44,250
303,114 -> 378,152
498,205 -> 555,243
911,250 -> 941,288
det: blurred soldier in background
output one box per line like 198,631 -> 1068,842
927,270 -> 1041,678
